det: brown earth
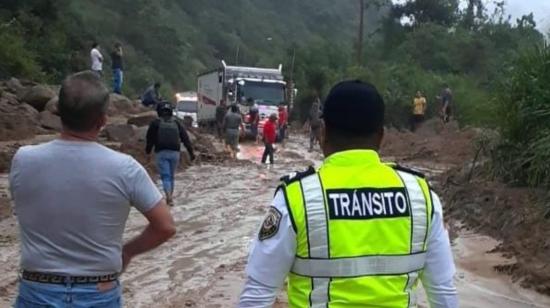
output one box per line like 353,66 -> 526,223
438,166 -> 550,295
1,76 -> 550,304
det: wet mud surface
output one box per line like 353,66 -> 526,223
1,133 -> 549,307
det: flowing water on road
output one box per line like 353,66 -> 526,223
1,136 -> 549,307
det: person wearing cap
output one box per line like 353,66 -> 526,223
239,80 -> 458,307
146,101 -> 195,205
261,113 -> 278,164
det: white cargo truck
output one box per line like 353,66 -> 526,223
197,60 -> 288,131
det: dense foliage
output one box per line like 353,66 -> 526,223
0,0 -> 381,97
492,45 -> 550,187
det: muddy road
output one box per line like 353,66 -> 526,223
1,135 -> 550,307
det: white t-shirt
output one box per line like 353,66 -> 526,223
90,48 -> 103,71
9,140 -> 163,276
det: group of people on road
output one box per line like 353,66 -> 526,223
214,101 -> 289,164
410,84 -> 454,132
8,70 -> 458,307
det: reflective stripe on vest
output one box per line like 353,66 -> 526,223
292,171 -> 429,306
292,252 -> 427,277
300,174 -> 330,306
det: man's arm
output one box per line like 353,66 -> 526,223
145,121 -> 158,154
122,158 -> 175,271
177,122 -> 195,160
122,200 -> 176,270
239,190 -> 296,307
421,191 -> 458,308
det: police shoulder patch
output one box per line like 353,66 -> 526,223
388,163 -> 426,178
259,206 -> 283,241
280,166 -> 316,185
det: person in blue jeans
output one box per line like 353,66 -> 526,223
17,279 -> 121,307
111,43 -> 123,94
146,101 -> 195,205
10,71 -> 176,308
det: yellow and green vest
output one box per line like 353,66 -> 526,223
280,150 -> 433,307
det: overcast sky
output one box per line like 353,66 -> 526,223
496,0 -> 550,30
393,0 -> 550,31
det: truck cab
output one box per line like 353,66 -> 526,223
175,92 -> 198,127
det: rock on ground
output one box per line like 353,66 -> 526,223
5,78 -> 24,94
103,124 -> 137,143
45,96 -> 59,115
108,94 -> 147,116
20,85 -> 57,112
127,111 -> 157,127
39,111 -> 62,131
0,94 -> 40,141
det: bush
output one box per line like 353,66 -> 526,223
492,44 -> 550,187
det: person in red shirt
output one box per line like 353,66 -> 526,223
262,113 -> 278,164
277,104 -> 288,146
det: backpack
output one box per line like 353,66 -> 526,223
156,118 -> 180,149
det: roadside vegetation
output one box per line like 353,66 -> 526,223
0,0 -> 548,187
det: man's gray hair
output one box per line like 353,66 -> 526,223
58,71 -> 110,132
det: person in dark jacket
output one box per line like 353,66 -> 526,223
111,43 -> 123,94
146,102 -> 195,205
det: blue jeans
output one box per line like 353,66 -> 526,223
15,280 -> 121,308
155,150 -> 180,194
112,69 -> 123,94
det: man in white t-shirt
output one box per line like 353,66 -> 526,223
90,42 -> 103,76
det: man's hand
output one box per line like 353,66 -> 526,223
121,200 -> 176,272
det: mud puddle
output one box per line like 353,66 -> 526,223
1,135 -> 550,307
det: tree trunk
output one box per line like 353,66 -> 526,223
357,0 -> 365,66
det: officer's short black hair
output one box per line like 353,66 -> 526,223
230,104 -> 239,113
154,82 -> 161,89
322,80 -> 385,139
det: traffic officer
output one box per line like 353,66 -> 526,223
239,80 -> 458,307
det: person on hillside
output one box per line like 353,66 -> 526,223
141,82 -> 162,108
439,84 -> 453,123
146,101 -> 195,205
9,71 -> 176,308
90,42 -> 103,77
277,103 -> 288,146
411,90 -> 427,132
223,104 -> 244,159
111,42 -> 124,94
215,101 -> 228,141
261,113 -> 278,165
308,96 -> 322,152
239,80 -> 457,307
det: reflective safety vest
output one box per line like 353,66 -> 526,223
281,150 -> 433,307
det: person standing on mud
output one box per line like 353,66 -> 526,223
411,90 -> 427,132
146,102 -> 195,205
277,103 -> 288,146
111,42 -> 124,94
215,101 -> 227,141
261,113 -> 278,165
308,96 -> 322,152
223,104 -> 243,159
9,71 -> 176,307
239,80 -> 458,307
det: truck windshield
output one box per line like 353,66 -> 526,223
241,81 -> 285,105
177,100 -> 198,112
